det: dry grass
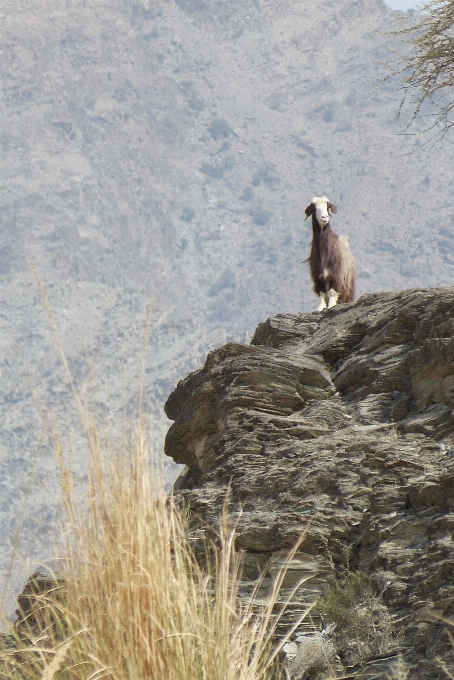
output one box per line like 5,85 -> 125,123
0,412 -> 305,680
0,271 -> 306,679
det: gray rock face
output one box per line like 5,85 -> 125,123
165,288 -> 454,678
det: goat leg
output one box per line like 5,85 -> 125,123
327,288 -> 339,308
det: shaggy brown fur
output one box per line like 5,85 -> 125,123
305,201 -> 356,305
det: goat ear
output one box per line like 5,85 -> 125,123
328,203 -> 337,214
304,204 -> 313,218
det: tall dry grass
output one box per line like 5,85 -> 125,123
1,416 -> 303,680
0,273 -> 306,679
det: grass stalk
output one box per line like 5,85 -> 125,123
1,407 -> 303,679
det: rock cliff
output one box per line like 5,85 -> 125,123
164,288 -> 454,679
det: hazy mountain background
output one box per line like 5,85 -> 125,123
0,0 -> 451,615
388,0 -> 420,9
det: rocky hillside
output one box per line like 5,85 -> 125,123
2,0 -> 454,613
165,289 -> 454,678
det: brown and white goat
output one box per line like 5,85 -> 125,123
305,196 -> 356,311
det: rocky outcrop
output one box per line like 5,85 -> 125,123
0,570 -> 66,664
165,289 -> 454,678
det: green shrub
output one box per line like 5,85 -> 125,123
189,95 -> 205,111
316,570 -> 395,667
251,207 -> 273,226
179,207 -> 195,222
252,165 -> 280,190
179,81 -> 205,111
142,29 -> 159,42
208,268 -> 235,297
240,187 -> 254,202
201,162 -> 225,178
208,118 -> 232,140
201,156 -> 234,179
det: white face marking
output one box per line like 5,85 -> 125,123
312,196 -> 330,229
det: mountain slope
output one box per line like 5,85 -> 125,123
1,0 -> 453,609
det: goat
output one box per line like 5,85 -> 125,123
304,196 -> 356,311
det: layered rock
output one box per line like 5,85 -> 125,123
165,289 -> 454,678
